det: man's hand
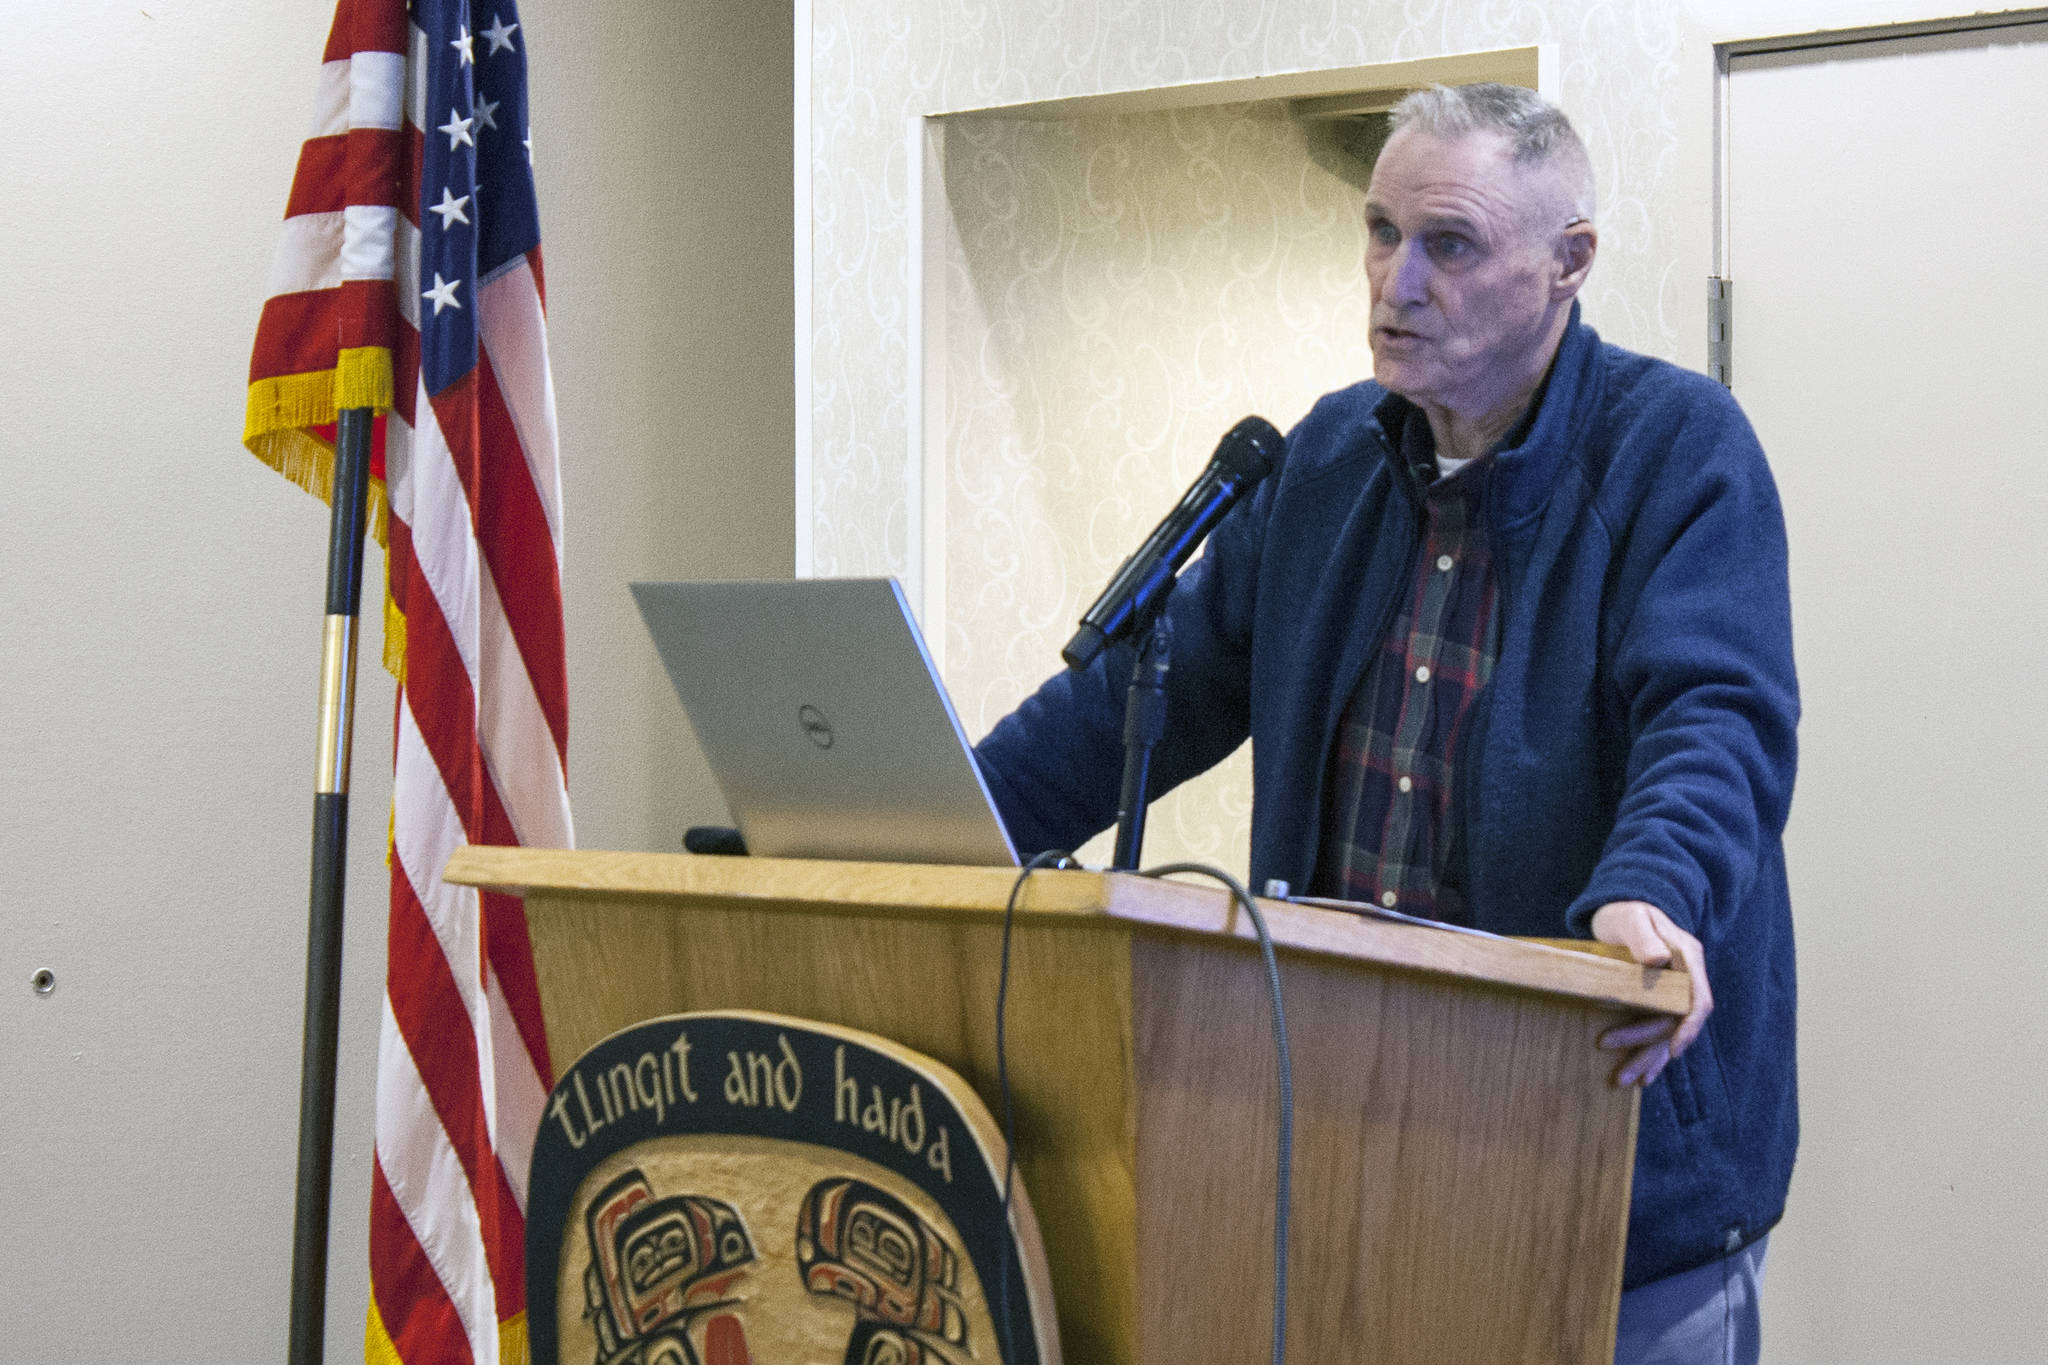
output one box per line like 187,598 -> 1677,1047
1591,900 -> 1713,1088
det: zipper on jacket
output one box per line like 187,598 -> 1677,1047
1448,544 -> 1510,916
1298,465 -> 1420,895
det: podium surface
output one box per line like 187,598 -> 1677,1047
448,846 -> 1687,1365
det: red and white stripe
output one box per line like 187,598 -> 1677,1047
374,102 -> 569,1365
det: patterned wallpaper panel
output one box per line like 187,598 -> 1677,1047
939,103 -> 1376,870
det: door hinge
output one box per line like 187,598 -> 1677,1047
1707,277 -> 1732,388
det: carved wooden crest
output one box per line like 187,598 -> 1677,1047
526,1010 -> 1061,1365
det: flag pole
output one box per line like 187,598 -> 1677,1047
289,405 -> 375,1365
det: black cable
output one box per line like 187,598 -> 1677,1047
1140,861 -> 1294,1365
995,849 -> 1069,1365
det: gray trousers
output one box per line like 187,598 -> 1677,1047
1614,1235 -> 1770,1365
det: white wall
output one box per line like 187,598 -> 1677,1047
0,1 -> 790,1358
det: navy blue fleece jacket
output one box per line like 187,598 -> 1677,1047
974,310 -> 1799,1288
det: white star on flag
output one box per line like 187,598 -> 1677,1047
422,272 -> 462,314
428,187 -> 471,228
451,25 -> 474,64
483,14 -> 519,55
475,95 -> 500,132
439,109 -> 475,150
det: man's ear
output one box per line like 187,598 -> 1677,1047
1553,220 -> 1597,299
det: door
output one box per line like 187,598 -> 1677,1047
1724,21 -> 2048,1363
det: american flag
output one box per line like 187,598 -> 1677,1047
243,3 -> 570,1362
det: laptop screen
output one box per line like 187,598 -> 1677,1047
631,578 -> 1018,867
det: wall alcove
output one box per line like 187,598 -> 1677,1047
911,46 -> 1551,872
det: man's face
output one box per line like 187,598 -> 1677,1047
1364,128 -> 1579,421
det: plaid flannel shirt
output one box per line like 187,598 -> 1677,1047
1315,426 -> 1501,924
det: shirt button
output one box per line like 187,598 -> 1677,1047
1436,554 -> 1454,572
1381,891 -> 1397,908
1397,775 -> 1413,793
1414,665 -> 1431,683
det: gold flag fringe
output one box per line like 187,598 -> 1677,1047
243,346 -> 396,463
384,593 -> 408,682
244,345 -> 407,681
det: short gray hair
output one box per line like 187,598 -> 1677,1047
1388,82 -> 1596,224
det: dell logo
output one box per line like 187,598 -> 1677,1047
798,704 -> 834,749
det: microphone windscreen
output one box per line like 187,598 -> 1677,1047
1215,415 -> 1284,480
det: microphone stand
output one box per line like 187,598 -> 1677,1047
1111,604 -> 1172,870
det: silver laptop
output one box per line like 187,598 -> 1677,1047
631,578 -> 1019,867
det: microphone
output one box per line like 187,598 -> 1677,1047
1061,415 -> 1283,670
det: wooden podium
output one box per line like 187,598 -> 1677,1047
447,847 -> 1688,1365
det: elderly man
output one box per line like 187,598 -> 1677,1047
974,83 -> 1797,1365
